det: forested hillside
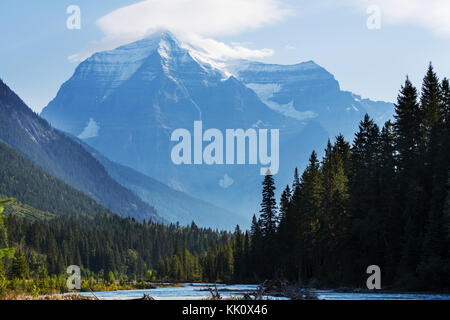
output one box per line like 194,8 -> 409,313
0,80 -> 162,223
0,141 -> 228,294
0,140 -> 107,217
4,212 -> 227,279
0,199 -> 229,295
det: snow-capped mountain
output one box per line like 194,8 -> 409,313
41,31 -> 393,223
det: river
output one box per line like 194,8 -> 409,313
79,283 -> 450,300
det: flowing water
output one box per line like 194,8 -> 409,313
80,283 -> 450,300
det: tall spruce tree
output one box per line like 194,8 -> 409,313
10,249 -> 29,279
394,77 -> 421,175
278,185 -> 291,226
417,67 -> 449,288
392,77 -> 423,286
293,168 -> 300,194
259,172 -> 278,239
258,172 -> 278,277
347,115 -> 381,283
297,151 -> 323,282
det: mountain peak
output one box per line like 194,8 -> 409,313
86,30 -> 181,63
295,60 -> 320,68
143,30 -> 178,42
116,30 -> 180,52
65,30 -> 193,101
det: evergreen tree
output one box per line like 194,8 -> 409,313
392,77 -> 423,285
298,151 -> 323,282
417,67 -> 449,288
157,257 -> 166,279
323,141 -> 350,283
278,185 -> 291,226
107,271 -> 116,284
259,172 -> 278,239
10,249 -> 29,279
293,168 -> 300,194
334,134 -> 352,177
348,115 -> 381,283
0,198 -> 15,259
420,64 -> 442,142
393,76 -> 421,180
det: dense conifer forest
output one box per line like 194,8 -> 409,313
1,202 -> 229,295
205,64 -> 449,290
0,140 -> 108,217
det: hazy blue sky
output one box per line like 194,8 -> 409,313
1,0 -> 449,113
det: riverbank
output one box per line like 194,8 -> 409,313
0,281 -> 183,300
0,293 -> 93,300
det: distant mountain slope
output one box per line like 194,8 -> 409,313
0,79 -> 163,223
226,60 -> 393,138
0,140 -> 106,217
76,139 -> 247,229
41,31 -> 291,177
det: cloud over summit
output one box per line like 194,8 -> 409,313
97,0 -> 289,38
71,0 -> 290,62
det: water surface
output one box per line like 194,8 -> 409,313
80,283 -> 450,300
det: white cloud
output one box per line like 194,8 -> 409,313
219,174 -> 234,188
70,0 -> 290,62
346,0 -> 450,36
182,33 -> 274,61
78,118 -> 100,139
97,0 -> 289,38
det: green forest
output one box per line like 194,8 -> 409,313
0,140 -> 107,218
0,204 -> 230,295
0,64 -> 449,297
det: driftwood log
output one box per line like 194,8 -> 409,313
128,293 -> 155,300
208,284 -> 221,300
246,280 -> 319,300
204,280 -> 319,300
142,293 -> 155,300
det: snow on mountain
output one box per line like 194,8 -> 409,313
225,59 -> 393,138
